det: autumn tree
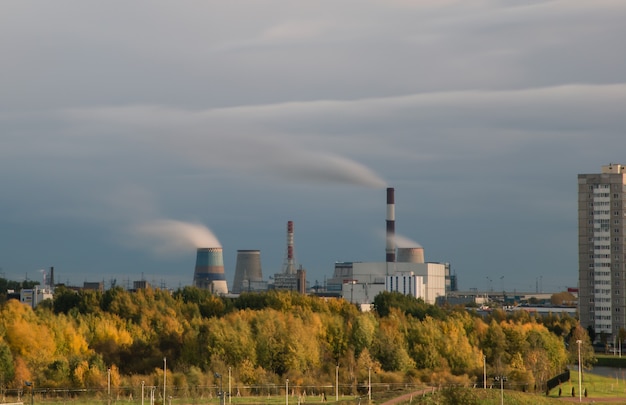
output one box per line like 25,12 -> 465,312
568,324 -> 596,369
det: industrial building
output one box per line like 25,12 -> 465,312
578,163 -> 626,338
325,188 -> 449,306
186,187 -> 452,305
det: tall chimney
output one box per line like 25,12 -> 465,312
386,187 -> 396,263
283,220 -> 296,274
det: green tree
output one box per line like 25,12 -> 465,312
372,309 -> 415,372
52,286 -> 80,314
0,340 -> 15,387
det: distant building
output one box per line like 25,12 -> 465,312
20,287 -> 53,308
83,281 -> 104,292
329,261 -> 446,305
271,266 -> 307,294
133,280 -> 150,290
578,164 -> 626,338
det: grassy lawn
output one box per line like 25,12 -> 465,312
546,368 -> 626,400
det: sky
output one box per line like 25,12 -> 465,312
1,0 -> 626,293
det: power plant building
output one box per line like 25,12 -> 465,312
328,188 -> 447,305
578,163 -> 626,338
330,261 -> 446,305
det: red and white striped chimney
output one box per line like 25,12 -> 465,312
386,187 -> 396,263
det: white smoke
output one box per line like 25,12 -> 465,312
377,230 -> 422,248
132,219 -> 221,254
394,234 -> 422,248
273,151 -> 387,188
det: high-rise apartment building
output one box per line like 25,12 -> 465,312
578,164 -> 626,338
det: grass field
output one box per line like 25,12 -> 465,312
9,369 -> 626,405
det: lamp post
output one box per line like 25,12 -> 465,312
576,339 -> 582,403
494,376 -> 506,405
107,368 -> 111,405
24,381 -> 33,405
228,367 -> 231,404
163,358 -> 167,405
368,367 -> 371,402
141,381 -> 145,405
483,356 -> 486,390
335,365 -> 339,401
285,379 -> 289,405
215,373 -> 224,405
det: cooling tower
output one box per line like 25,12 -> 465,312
397,247 -> 425,264
232,250 -> 263,294
193,248 -> 228,294
386,187 -> 396,263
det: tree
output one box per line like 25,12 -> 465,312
586,325 -> 596,343
550,291 -> 576,306
0,340 -> 15,388
371,309 -> 415,372
569,325 -> 596,370
52,286 -> 80,314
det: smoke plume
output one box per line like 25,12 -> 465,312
394,234 -> 422,248
133,219 -> 221,254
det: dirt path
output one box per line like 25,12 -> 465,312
378,388 -> 438,405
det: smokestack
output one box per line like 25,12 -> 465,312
193,248 -> 228,294
386,187 -> 396,263
232,250 -> 263,294
283,220 -> 296,274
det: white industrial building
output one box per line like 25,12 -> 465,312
330,259 -> 447,305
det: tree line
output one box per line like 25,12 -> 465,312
0,287 -> 593,395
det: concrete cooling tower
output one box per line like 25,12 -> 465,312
397,247 -> 425,264
232,250 -> 263,294
193,248 -> 228,294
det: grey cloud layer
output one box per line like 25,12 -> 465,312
1,0 -> 625,289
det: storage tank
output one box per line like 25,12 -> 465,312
193,247 -> 228,294
232,250 -> 263,294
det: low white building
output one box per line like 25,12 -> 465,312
20,287 -> 53,308
332,261 -> 446,305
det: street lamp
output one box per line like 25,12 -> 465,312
285,379 -> 289,405
576,339 -> 582,403
107,368 -> 111,405
335,365 -> 339,401
483,355 -> 486,390
215,373 -> 224,405
494,376 -> 506,405
228,367 -> 231,404
163,358 -> 167,405
24,381 -> 33,405
368,367 -> 371,402
141,381 -> 145,405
